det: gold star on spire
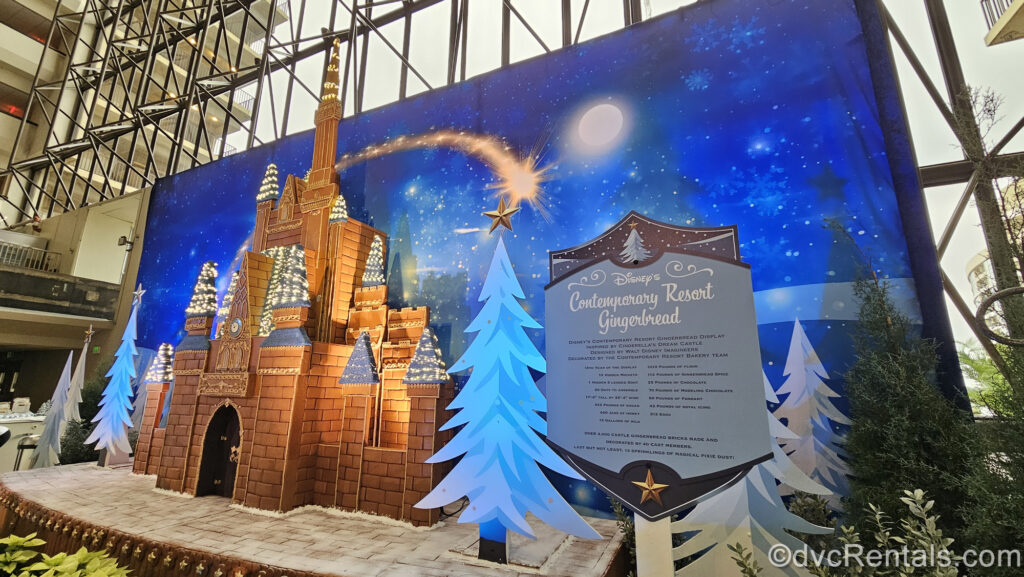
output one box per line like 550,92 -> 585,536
628,221 -> 639,229
483,196 -> 520,234
632,469 -> 669,506
84,324 -> 95,344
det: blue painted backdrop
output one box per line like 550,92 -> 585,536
136,0 -> 955,515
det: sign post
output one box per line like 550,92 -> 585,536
544,212 -> 773,575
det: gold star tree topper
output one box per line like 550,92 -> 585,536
132,283 -> 146,304
632,469 -> 669,506
483,196 -> 520,233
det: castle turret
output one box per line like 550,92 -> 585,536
254,163 -> 279,253
157,262 -> 217,493
307,39 -> 342,193
261,244 -> 313,348
180,261 -> 218,351
133,343 -> 174,476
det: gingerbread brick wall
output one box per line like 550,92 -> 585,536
327,225 -> 381,343
336,387 -> 374,510
378,344 -> 414,450
132,382 -> 168,476
146,429 -> 165,476
156,346 -> 209,492
301,342 -> 351,507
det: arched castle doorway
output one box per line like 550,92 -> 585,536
196,405 -> 241,498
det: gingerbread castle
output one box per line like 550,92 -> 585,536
132,40 -> 454,527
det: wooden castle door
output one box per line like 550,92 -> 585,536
197,406 -> 241,498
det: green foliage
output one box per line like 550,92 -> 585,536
0,533 -> 128,577
843,279 -> 979,542
609,497 -> 636,577
58,420 -> 98,465
788,492 -> 837,553
728,543 -> 762,577
734,490 -> 958,577
78,378 -> 106,426
1,533 -> 45,574
958,341 -> 1015,416
962,348 -> 1024,576
56,356 -> 110,466
127,428 -> 139,453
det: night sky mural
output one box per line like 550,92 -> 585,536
136,0 -> 952,516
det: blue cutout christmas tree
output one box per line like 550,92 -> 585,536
339,332 -> 378,384
86,286 -> 144,457
30,351 -> 73,468
416,236 -> 600,547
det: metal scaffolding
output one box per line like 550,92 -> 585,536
0,0 -> 658,227
0,0 -> 1022,364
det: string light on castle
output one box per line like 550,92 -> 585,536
256,164 -> 279,203
362,235 -> 385,287
143,344 -> 175,384
185,262 -> 219,317
329,192 -> 349,223
403,327 -> 449,385
339,332 -> 379,385
265,245 -> 311,310
321,38 -> 340,102
258,246 -> 289,335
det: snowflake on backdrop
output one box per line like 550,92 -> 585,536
741,235 -> 792,266
684,69 -> 713,91
727,16 -> 766,52
685,19 -> 721,52
741,167 -> 790,217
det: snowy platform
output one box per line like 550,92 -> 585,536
0,464 -> 625,577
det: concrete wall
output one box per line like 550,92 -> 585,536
5,348 -> 79,411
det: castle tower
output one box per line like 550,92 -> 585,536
133,343 -> 174,477
307,38 -> 342,194
157,263 -> 218,492
299,38 -> 344,328
254,164 -> 279,253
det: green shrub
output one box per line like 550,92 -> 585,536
0,533 -> 129,577
59,420 -> 99,465
732,490 -> 958,577
962,348 -> 1024,576
843,279 -> 979,541
609,498 -> 636,577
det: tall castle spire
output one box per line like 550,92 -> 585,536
308,37 -> 343,190
322,38 -> 340,102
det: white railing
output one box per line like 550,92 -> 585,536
982,0 -> 1015,28
0,241 -> 62,273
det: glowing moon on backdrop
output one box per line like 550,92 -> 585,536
578,104 -> 624,147
569,100 -> 630,156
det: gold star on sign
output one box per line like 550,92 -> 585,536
632,469 -> 669,506
483,196 -> 520,233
